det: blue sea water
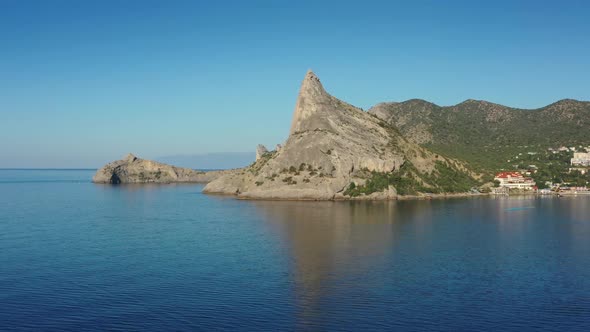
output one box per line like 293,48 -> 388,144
1,169 -> 589,331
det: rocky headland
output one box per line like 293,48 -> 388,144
92,153 -> 229,184
203,71 -> 478,200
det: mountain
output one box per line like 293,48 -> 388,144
93,153 -> 229,184
203,70 -> 478,200
369,99 -> 590,170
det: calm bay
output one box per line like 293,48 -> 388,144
1,169 -> 589,331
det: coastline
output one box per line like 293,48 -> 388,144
202,189 -> 590,201
221,191 -> 490,201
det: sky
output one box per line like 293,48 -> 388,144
1,0 -> 589,168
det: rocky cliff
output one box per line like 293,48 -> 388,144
93,153 -> 229,184
203,70 -> 477,200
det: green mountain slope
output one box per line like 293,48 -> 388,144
369,99 -> 590,171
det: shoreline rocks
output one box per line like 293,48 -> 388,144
92,153 -> 232,184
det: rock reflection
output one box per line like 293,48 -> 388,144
250,200 -> 436,326
94,183 -> 200,206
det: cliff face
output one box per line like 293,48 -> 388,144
203,70 -> 469,200
92,153 -> 228,184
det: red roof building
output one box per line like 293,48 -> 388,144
494,172 -> 536,190
495,172 -> 523,179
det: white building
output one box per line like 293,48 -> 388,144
494,172 -> 536,190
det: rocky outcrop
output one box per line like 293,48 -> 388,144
93,153 -> 230,184
203,70 -> 471,200
255,145 -> 268,161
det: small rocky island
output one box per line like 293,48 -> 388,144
93,153 -> 228,184
94,70 -> 480,199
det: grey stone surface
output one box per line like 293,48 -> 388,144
93,153 -> 230,184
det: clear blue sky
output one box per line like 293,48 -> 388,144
1,0 -> 589,168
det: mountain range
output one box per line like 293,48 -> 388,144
369,98 -> 590,170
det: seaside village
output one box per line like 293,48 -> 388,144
491,146 -> 590,195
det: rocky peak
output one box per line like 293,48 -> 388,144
256,144 -> 268,161
301,69 -> 324,94
289,70 -> 332,135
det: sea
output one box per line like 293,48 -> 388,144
1,169 -> 589,331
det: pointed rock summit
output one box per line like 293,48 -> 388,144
290,70 -> 333,135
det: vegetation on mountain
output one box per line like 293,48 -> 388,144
343,160 -> 479,197
344,164 -> 424,197
370,99 -> 590,172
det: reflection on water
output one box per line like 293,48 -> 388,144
252,201 -> 401,325
94,183 -> 202,209
250,197 -> 590,330
2,172 -> 590,331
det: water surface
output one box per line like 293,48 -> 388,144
1,170 -> 589,331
